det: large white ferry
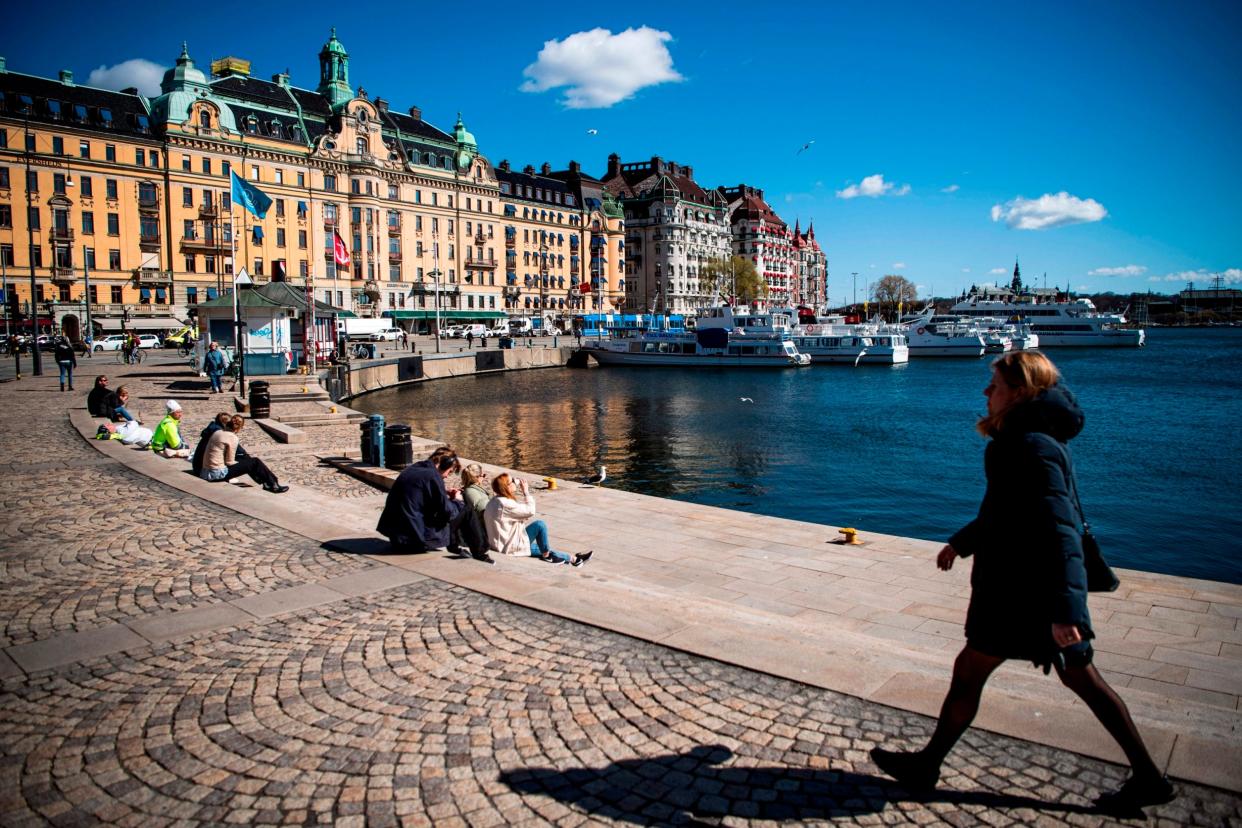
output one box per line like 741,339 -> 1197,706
950,288 -> 1144,347
584,306 -> 811,368
772,308 -> 909,364
901,307 -> 987,357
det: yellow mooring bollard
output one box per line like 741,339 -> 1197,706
838,527 -> 861,545
543,477 -> 558,490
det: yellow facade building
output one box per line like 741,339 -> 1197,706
0,31 -> 624,341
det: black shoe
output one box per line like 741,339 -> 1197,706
263,484 -> 290,494
474,552 -> 496,566
572,550 -> 594,567
870,747 -> 940,791
1095,774 -> 1175,814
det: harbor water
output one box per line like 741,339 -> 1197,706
362,328 -> 1242,584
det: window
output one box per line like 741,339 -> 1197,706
148,150 -> 159,167
200,157 -> 211,175
185,255 -> 196,272
274,169 -> 283,184
105,144 -> 115,162
297,171 -> 305,187
29,246 -> 43,268
249,165 -> 259,181
221,160 -> 230,177
324,174 -> 336,191
106,179 -> 118,200
415,215 -> 422,231
414,190 -> 421,204
83,247 -> 96,269
275,199 -> 285,218
26,171 -> 38,193
140,216 -> 159,239
276,228 -> 286,247
205,256 -> 216,274
136,148 -> 145,166
77,175 -> 91,197
0,244 -> 11,267
388,184 -> 398,199
107,213 -> 119,235
186,286 -> 197,305
254,258 -> 264,276
81,212 -> 94,234
351,179 -> 360,194
199,109 -> 211,129
182,154 -> 191,171
183,219 -> 194,238
109,251 -> 121,271
298,230 -> 307,249
182,187 -> 193,207
25,134 -> 35,152
0,205 -> 9,228
79,140 -> 90,158
28,207 -> 40,230
0,131 -> 5,150
299,260 -> 308,278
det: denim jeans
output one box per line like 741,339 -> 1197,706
58,361 -> 73,385
526,519 -> 570,563
208,372 -> 223,392
114,405 -> 137,422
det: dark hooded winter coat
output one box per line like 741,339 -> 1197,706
376,459 -> 462,552
949,386 -> 1093,665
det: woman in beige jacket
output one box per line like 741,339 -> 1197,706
483,473 -> 592,566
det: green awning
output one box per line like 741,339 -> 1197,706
384,310 -> 506,320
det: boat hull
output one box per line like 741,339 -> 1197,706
584,349 -> 807,368
908,344 -> 986,357
1031,330 -> 1145,347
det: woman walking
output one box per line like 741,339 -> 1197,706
870,352 -> 1173,812
203,341 -> 227,394
54,336 -> 76,391
484,472 -> 592,566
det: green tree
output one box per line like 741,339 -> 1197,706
698,256 -> 768,305
872,274 -> 918,320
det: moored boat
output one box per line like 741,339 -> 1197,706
584,306 -> 811,368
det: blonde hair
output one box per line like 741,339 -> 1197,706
460,463 -> 485,488
491,472 -> 517,499
977,351 -> 1061,437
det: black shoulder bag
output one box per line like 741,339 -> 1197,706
1060,445 -> 1120,593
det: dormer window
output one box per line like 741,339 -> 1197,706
17,94 -> 34,113
198,109 -> 211,129
135,114 -> 150,133
269,121 -> 282,139
46,100 -> 62,118
99,108 -> 113,125
245,116 -> 258,134
356,136 -> 368,154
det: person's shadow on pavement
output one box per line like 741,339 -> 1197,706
499,744 -> 1096,825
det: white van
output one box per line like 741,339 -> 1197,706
460,324 -> 487,339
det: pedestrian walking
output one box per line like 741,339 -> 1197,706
53,336 -> 76,391
869,352 -> 1173,813
203,341 -> 227,393
466,330 -> 474,349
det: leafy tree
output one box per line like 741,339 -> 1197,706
872,274 -> 918,320
699,256 -> 768,306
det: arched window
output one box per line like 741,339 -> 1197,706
356,136 -> 368,155
138,181 -> 157,202
198,109 -> 211,129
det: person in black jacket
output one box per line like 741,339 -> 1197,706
86,376 -> 117,417
377,447 -> 464,553
54,336 -> 77,391
870,352 -> 1173,812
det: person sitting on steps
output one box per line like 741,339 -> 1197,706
200,415 -> 288,493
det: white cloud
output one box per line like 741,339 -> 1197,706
989,267 -> 1008,275
1088,265 -> 1147,277
941,184 -> 960,193
961,268 -> 971,273
521,27 -> 682,109
1148,267 -> 1242,284
990,191 -> 1107,230
892,262 -> 906,270
836,173 -> 910,199
87,58 -> 166,97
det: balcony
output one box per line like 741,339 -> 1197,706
388,252 -> 402,263
199,203 -> 219,219
133,268 -> 173,286
387,220 -> 401,236
180,234 -> 229,253
503,286 -> 521,298
139,234 -> 161,252
49,227 -> 75,244
323,216 -> 338,229
465,256 -> 497,270
50,265 -> 76,284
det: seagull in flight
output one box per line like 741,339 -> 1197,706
582,466 -> 607,485
586,129 -> 599,136
796,140 -> 815,155
740,397 -> 754,403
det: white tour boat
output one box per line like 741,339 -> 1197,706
950,289 -> 1145,347
584,306 -> 811,368
901,307 -> 987,357
772,308 -> 909,364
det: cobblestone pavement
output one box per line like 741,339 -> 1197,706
0,366 -> 1239,826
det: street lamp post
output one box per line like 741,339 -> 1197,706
851,272 -> 858,311
429,255 -> 441,355
23,110 -> 42,375
82,243 -> 92,344
232,268 -> 253,394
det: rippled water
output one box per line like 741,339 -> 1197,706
360,328 -> 1242,584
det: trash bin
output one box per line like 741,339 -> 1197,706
367,414 -> 386,466
499,336 -> 514,350
384,424 -> 413,470
359,421 -> 372,463
366,343 -> 377,360
248,380 -> 271,419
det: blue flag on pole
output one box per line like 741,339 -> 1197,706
230,170 -> 272,219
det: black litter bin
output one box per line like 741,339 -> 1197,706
248,380 -> 271,419
499,336 -> 514,350
384,425 -> 413,470
360,421 -> 372,463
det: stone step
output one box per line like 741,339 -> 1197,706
269,392 -> 331,402
275,412 -> 360,423
276,415 -> 367,427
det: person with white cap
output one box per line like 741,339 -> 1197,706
150,400 -> 192,458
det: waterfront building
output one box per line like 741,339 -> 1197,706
494,159 -> 625,321
791,220 -> 828,309
0,31 -> 509,338
720,185 -> 796,306
600,154 -> 731,315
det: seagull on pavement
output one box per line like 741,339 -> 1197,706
582,466 -> 607,485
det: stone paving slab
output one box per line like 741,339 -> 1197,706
7,624 -> 148,673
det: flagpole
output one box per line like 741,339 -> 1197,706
231,201 -> 241,394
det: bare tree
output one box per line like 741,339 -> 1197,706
873,274 -> 918,320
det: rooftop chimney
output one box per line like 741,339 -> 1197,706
0,57 -> 7,74
407,105 -> 422,120
120,87 -> 139,96
499,160 -> 511,172
540,162 -> 551,175
59,69 -> 74,86
683,165 -> 693,179
568,160 -> 581,174
271,72 -> 290,88
606,153 -> 621,179
374,97 -> 388,113
523,164 -> 535,176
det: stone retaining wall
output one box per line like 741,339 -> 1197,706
330,346 -> 577,401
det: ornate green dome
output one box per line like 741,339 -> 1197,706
321,27 -> 348,57
160,42 -> 208,94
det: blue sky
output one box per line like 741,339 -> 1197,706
7,0 -> 1239,304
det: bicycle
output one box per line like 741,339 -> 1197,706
116,348 -> 145,365
177,342 -> 193,358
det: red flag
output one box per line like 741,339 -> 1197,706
333,231 -> 351,267
578,281 -> 592,293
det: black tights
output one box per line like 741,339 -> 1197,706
920,646 -> 1160,778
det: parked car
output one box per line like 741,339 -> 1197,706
138,334 -> 161,349
93,335 -> 128,352
439,325 -> 464,339
369,327 -> 404,341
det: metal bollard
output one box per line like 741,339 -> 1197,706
368,413 -> 386,466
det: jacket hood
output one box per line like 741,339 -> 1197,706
1001,385 -> 1084,442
